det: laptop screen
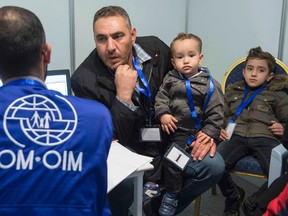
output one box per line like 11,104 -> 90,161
45,69 -> 72,95
0,69 -> 72,96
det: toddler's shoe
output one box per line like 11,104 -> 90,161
158,192 -> 178,216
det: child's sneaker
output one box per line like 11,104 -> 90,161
143,182 -> 160,202
158,192 -> 178,216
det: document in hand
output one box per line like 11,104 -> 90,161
107,141 -> 153,192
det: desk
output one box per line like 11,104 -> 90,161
128,162 -> 154,216
107,141 -> 153,215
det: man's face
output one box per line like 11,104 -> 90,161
94,16 -> 136,70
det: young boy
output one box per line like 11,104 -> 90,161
154,32 -> 224,216
217,47 -> 288,216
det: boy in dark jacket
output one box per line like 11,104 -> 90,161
218,47 -> 288,216
154,32 -> 225,216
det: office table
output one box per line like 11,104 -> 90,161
128,162 -> 154,216
107,141 -> 154,216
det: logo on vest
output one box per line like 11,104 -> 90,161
0,94 -> 82,171
4,94 -> 77,147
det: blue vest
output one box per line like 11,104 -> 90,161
0,79 -> 113,216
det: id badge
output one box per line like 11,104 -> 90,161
164,143 -> 191,170
226,122 -> 236,140
140,126 -> 162,142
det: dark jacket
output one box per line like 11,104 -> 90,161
224,74 -> 288,141
71,36 -> 172,149
154,69 -> 224,140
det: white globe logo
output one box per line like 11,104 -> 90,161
4,94 -> 77,148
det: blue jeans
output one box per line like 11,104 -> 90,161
146,151 -> 224,214
217,134 -> 280,199
143,151 -> 224,215
110,151 -> 224,215
175,151 -> 225,213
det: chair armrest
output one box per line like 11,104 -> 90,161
268,144 -> 288,186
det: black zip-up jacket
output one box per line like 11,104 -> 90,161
155,69 -> 224,140
71,36 -> 172,149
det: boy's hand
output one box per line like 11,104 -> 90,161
160,114 -> 178,135
191,131 -> 216,161
268,120 -> 284,136
219,129 -> 228,141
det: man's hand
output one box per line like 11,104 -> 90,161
160,114 -> 178,134
191,131 -> 216,161
114,64 -> 137,103
268,120 -> 284,136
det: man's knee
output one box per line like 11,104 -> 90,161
200,152 -> 225,180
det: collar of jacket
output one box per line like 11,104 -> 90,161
169,68 -> 210,80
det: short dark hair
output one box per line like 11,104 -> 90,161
245,46 -> 276,73
0,6 -> 45,79
170,32 -> 202,54
93,6 -> 132,31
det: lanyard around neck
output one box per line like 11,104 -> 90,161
180,71 -> 215,145
132,56 -> 151,102
230,82 -> 267,123
5,79 -> 45,88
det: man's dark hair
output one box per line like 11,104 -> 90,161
0,6 -> 45,79
93,5 -> 132,30
245,46 -> 276,73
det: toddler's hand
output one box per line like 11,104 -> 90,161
160,114 -> 178,135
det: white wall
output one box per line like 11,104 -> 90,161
187,0 -> 283,83
1,1 -> 287,84
74,0 -> 286,83
0,0 -> 71,71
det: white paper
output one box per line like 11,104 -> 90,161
107,141 -> 153,192
166,146 -> 190,170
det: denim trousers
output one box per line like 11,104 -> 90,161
163,130 -> 225,213
145,150 -> 225,215
175,151 -> 225,213
108,148 -> 225,216
217,134 -> 280,199
163,131 -> 225,195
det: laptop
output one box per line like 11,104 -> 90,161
45,69 -> 72,95
0,69 -> 72,96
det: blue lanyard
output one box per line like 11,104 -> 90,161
5,78 -> 46,88
132,56 -> 151,102
180,71 -> 215,145
229,82 -> 267,123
